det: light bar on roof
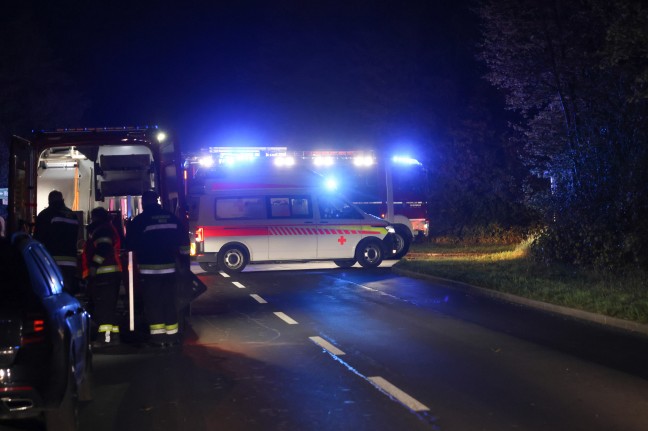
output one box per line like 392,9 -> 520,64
392,155 -> 422,166
353,155 -> 375,167
274,156 -> 295,167
313,155 -> 335,167
207,146 -> 287,157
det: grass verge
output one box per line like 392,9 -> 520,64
396,241 -> 648,324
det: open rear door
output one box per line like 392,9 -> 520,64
8,136 -> 37,235
158,133 -> 186,219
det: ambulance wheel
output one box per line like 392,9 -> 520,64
218,245 -> 249,274
355,238 -> 384,268
199,262 -> 220,273
391,225 -> 412,259
334,259 -> 356,268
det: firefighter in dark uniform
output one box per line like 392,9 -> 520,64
82,207 -> 123,346
33,190 -> 80,295
126,190 -> 190,347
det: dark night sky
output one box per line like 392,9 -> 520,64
21,0 -> 487,153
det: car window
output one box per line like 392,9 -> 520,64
318,196 -> 364,219
269,195 -> 313,219
215,196 -> 266,219
29,243 -> 64,295
291,198 -> 311,216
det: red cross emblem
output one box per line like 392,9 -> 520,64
337,235 -> 347,245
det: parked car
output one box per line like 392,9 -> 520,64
0,233 -> 92,430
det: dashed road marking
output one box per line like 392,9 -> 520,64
274,312 -> 298,325
232,281 -> 245,289
250,294 -> 268,303
309,336 -> 345,356
367,376 -> 430,412
219,271 -> 230,278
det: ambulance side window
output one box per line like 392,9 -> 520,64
290,197 -> 311,217
269,195 -> 312,219
215,197 -> 266,219
319,196 -> 363,219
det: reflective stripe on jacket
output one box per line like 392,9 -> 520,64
127,203 -> 190,274
82,221 -> 122,279
34,204 -> 79,267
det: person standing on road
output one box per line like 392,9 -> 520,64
82,207 -> 123,347
33,190 -> 80,295
126,190 -> 190,347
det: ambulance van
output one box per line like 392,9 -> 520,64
189,180 -> 397,273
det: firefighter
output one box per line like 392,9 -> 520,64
33,190 -> 80,295
82,207 -> 122,347
126,190 -> 190,347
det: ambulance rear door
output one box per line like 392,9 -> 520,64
8,135 -> 37,235
157,130 -> 186,218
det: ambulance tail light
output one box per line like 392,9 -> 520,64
192,228 -> 204,256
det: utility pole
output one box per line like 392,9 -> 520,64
385,159 -> 394,222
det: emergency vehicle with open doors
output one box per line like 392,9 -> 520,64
7,127 -> 205,338
8,127 -> 186,238
186,158 -> 397,273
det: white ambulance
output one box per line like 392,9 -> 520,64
189,180 -> 397,273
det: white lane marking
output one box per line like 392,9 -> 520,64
250,294 -> 267,304
219,271 -> 230,278
232,281 -> 245,289
321,349 -> 434,417
367,376 -> 430,412
274,312 -> 298,325
309,336 -> 345,356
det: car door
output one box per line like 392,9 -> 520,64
267,194 -> 318,260
28,243 -> 87,373
315,195 -> 366,259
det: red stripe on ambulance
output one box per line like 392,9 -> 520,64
202,225 -> 384,237
203,226 -> 269,237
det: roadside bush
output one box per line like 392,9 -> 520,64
530,217 -> 644,273
430,223 -> 530,245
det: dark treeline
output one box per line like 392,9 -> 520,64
473,0 -> 648,270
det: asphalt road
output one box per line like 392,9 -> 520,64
4,261 -> 648,430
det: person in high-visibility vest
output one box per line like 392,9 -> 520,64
126,190 -> 190,347
33,190 -> 80,295
82,207 -> 123,347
